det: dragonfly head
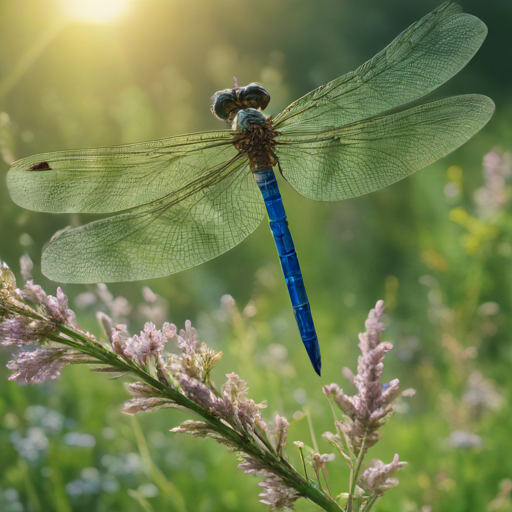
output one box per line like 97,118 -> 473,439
210,83 -> 270,123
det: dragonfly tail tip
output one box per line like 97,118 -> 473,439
305,340 -> 322,376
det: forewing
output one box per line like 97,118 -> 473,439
274,2 -> 487,132
41,158 -> 264,283
275,95 -> 494,201
7,131 -> 236,213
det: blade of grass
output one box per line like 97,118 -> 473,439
131,417 -> 187,512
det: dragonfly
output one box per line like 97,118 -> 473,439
7,2 -> 494,375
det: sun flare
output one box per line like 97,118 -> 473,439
64,0 -> 131,24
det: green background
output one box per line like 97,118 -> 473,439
1,0 -> 512,511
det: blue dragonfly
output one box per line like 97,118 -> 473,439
7,2 -> 494,375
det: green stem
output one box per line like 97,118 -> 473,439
306,407 -> 320,453
361,495 -> 379,512
298,446 -> 309,480
144,374 -> 341,511
122,374 -> 339,509
347,435 -> 367,512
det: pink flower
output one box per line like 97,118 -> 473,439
359,454 -> 407,495
325,301 -> 407,454
112,322 -> 174,365
7,347 -> 71,383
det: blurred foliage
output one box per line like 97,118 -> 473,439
0,0 -> 511,511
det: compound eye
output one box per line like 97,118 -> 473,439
211,91 -> 236,120
239,84 -> 270,111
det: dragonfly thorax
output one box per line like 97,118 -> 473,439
232,113 -> 278,173
210,83 -> 270,123
232,108 -> 267,132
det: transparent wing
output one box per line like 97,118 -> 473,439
275,95 -> 494,201
274,2 -> 487,132
7,131 -> 236,213
41,158 -> 264,283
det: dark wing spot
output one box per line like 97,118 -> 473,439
27,162 -> 52,171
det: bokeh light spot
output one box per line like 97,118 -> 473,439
64,0 -> 131,24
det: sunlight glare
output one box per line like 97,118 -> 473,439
64,0 -> 131,24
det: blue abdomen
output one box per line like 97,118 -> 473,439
254,168 -> 321,375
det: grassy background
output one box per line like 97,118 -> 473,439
1,0 -> 512,511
